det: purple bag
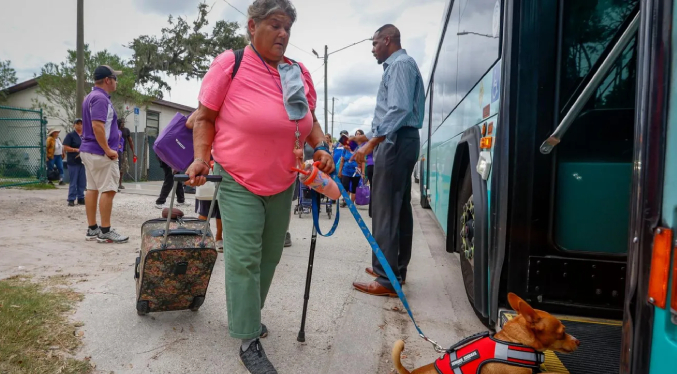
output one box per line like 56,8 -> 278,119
355,177 -> 370,206
153,112 -> 193,172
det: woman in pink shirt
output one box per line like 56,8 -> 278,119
185,1 -> 333,372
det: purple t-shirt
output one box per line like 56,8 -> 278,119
80,87 -> 119,156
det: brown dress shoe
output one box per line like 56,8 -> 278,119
352,281 -> 398,297
365,267 -> 405,285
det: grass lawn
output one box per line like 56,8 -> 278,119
0,276 -> 92,374
0,179 -> 55,189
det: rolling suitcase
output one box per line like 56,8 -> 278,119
134,174 -> 222,316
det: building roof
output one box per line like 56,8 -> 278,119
4,78 -> 195,112
5,78 -> 38,94
151,98 -> 195,113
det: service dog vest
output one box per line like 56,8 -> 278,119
434,332 -> 544,374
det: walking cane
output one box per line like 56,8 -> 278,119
297,210 -> 318,342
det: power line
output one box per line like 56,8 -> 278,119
222,0 -> 317,59
288,43 -> 316,57
222,0 -> 246,17
310,63 -> 325,75
328,38 -> 372,56
314,75 -> 325,87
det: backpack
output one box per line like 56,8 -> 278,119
230,49 -> 304,79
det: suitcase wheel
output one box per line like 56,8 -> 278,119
134,257 -> 141,280
190,296 -> 205,312
136,300 -> 149,316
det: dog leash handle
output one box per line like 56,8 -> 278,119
312,174 -> 445,353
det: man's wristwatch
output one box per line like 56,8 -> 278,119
313,141 -> 330,154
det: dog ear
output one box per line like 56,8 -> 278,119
508,293 -> 540,324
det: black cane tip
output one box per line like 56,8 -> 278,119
297,331 -> 305,342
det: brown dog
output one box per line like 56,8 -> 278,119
392,293 -> 580,374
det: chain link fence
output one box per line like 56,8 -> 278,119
0,106 -> 46,187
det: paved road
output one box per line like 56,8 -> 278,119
72,181 -> 486,373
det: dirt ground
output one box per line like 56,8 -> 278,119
0,184 -> 486,374
0,186 -> 161,283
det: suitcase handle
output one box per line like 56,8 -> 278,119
151,228 -> 209,238
163,174 -> 222,249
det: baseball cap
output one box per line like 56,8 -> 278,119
94,65 -> 122,81
339,130 -> 349,136
73,118 -> 82,124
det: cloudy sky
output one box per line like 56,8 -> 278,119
0,0 -> 446,137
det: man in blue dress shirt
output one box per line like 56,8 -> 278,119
351,24 -> 425,296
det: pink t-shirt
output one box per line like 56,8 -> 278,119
198,46 -> 317,196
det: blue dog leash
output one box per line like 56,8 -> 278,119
311,174 -> 445,353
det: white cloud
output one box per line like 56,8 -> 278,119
0,0 -> 447,128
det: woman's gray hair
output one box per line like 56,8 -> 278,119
246,0 -> 297,40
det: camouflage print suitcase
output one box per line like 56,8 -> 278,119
134,174 -> 222,315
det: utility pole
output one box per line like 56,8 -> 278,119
313,39 -> 371,134
323,45 -> 328,135
331,97 -> 335,138
75,0 -> 85,118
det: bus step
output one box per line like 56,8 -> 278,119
499,310 -> 621,374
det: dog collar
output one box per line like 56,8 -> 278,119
434,331 -> 545,374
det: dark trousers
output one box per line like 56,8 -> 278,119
67,164 -> 86,201
156,159 -> 184,205
372,127 -> 420,290
366,164 -> 374,217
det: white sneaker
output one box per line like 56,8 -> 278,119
155,204 -> 164,209
96,228 -> 129,244
86,227 -> 101,241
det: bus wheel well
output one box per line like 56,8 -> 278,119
446,141 -> 471,253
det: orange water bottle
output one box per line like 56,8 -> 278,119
292,161 -> 341,200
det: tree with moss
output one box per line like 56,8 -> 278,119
32,46 -> 156,133
127,2 -> 247,93
0,60 -> 18,102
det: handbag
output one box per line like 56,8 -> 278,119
195,169 -> 216,200
355,176 -> 370,206
46,163 -> 60,181
153,112 -> 193,172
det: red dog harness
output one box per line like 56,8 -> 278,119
434,332 -> 544,374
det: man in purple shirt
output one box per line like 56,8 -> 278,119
80,65 -> 129,244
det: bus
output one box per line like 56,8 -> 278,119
417,0 -> 677,372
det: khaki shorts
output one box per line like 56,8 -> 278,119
81,152 -> 120,193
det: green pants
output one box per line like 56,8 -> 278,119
215,164 -> 294,339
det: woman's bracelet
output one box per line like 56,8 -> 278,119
194,157 -> 210,168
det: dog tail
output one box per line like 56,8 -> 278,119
392,340 -> 411,374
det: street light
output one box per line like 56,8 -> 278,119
312,38 -> 372,135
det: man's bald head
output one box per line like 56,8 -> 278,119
372,24 -> 402,64
374,24 -> 401,46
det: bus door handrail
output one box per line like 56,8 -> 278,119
540,12 -> 640,155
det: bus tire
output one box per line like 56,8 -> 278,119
457,164 -> 488,326
420,166 -> 430,209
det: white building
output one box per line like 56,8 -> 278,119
3,78 -> 195,181
4,78 -> 194,135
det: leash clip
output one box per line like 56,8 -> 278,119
420,333 -> 446,353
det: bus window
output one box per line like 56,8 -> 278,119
456,0 -> 500,103
553,0 -> 638,255
559,0 -> 637,113
433,2 -> 459,128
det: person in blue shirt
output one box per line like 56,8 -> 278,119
338,130 -> 362,207
350,24 -> 425,297
333,129 -> 348,168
